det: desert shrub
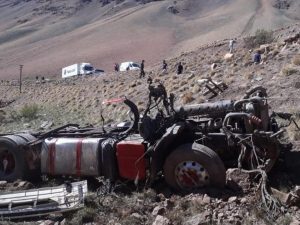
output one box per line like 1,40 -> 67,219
66,207 -> 97,225
281,65 -> 298,76
244,29 -> 274,49
292,55 -> 300,66
276,215 -> 293,225
7,109 -> 20,121
246,73 -> 254,80
0,110 -> 6,122
182,92 -> 194,104
20,104 -> 39,119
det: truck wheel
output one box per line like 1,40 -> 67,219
163,143 -> 226,191
0,134 -> 36,181
0,142 -> 27,181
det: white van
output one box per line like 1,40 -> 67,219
119,62 -> 140,72
62,63 -> 94,78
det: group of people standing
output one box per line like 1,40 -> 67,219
112,37 -> 264,79
152,60 -> 183,77
229,38 -> 262,64
114,59 -> 184,78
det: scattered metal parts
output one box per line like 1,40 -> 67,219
0,180 -> 87,219
198,77 -> 228,99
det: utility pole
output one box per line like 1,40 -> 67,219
19,65 -> 23,93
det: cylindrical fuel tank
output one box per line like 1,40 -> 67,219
41,138 -> 106,177
0,133 -> 37,181
175,100 -> 234,118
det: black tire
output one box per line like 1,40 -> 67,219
0,138 -> 28,181
163,143 -> 226,191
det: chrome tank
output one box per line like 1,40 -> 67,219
41,138 -> 105,177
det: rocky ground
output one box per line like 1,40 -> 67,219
0,24 -> 299,225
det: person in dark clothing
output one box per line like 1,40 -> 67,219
162,60 -> 168,74
140,60 -> 145,78
177,62 -> 183,75
114,63 -> 119,72
253,51 -> 261,64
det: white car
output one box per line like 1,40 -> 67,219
119,62 -> 140,72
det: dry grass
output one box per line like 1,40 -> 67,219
195,96 -> 205,104
191,85 -> 201,94
244,29 -> 274,49
182,92 -> 195,104
243,51 -> 253,64
180,80 -> 188,86
275,215 -> 293,225
287,113 -> 300,141
20,104 -> 39,120
281,65 -> 298,76
66,207 -> 97,225
271,49 -> 279,57
246,72 -> 254,80
292,55 -> 300,66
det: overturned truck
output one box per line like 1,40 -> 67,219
0,84 -> 291,191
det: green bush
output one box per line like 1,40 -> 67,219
244,29 -> 274,49
20,104 -> 39,120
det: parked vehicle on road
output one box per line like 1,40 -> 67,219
119,62 -> 140,72
62,63 -> 95,78
62,63 -> 104,78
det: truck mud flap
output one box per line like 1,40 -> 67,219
150,123 -> 187,183
99,138 -> 118,181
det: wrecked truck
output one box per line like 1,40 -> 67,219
0,83 -> 290,191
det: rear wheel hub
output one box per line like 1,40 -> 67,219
175,161 -> 209,189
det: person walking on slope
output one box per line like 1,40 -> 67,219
177,62 -> 183,75
162,60 -> 168,74
253,50 -> 261,64
140,60 -> 145,78
114,63 -> 119,72
229,38 -> 236,53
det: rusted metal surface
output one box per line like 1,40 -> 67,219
0,180 -> 87,219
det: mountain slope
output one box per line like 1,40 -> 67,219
0,0 -> 299,78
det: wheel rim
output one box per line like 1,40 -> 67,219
175,161 -> 210,189
0,148 -> 16,176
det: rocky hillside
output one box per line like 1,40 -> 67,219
0,23 -> 299,134
0,21 -> 299,225
0,0 -> 299,78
